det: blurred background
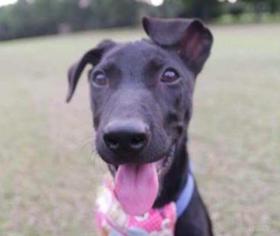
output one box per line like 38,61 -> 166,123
0,0 -> 280,40
0,0 -> 279,235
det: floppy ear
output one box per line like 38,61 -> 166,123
142,17 -> 213,75
66,40 -> 115,103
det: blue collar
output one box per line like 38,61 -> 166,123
175,170 -> 195,218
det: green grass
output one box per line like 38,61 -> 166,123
218,13 -> 280,25
0,24 -> 279,235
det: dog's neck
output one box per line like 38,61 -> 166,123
154,134 -> 190,208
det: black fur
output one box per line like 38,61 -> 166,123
67,16 -> 214,235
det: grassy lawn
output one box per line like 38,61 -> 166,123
0,24 -> 279,236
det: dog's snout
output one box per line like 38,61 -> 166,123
103,120 -> 149,155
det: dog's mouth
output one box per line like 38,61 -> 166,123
107,145 -> 175,216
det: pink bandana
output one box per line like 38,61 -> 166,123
95,180 -> 177,236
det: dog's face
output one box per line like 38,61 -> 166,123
67,17 -> 213,215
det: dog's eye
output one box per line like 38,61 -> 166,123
161,68 -> 180,83
92,71 -> 108,87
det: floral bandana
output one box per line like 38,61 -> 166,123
95,180 -> 176,236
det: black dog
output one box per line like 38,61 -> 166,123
67,17 -> 214,236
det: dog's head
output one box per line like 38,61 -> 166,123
67,17 -> 213,215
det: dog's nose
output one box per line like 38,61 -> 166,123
103,120 -> 149,155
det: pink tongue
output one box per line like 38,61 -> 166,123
114,163 -> 159,216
